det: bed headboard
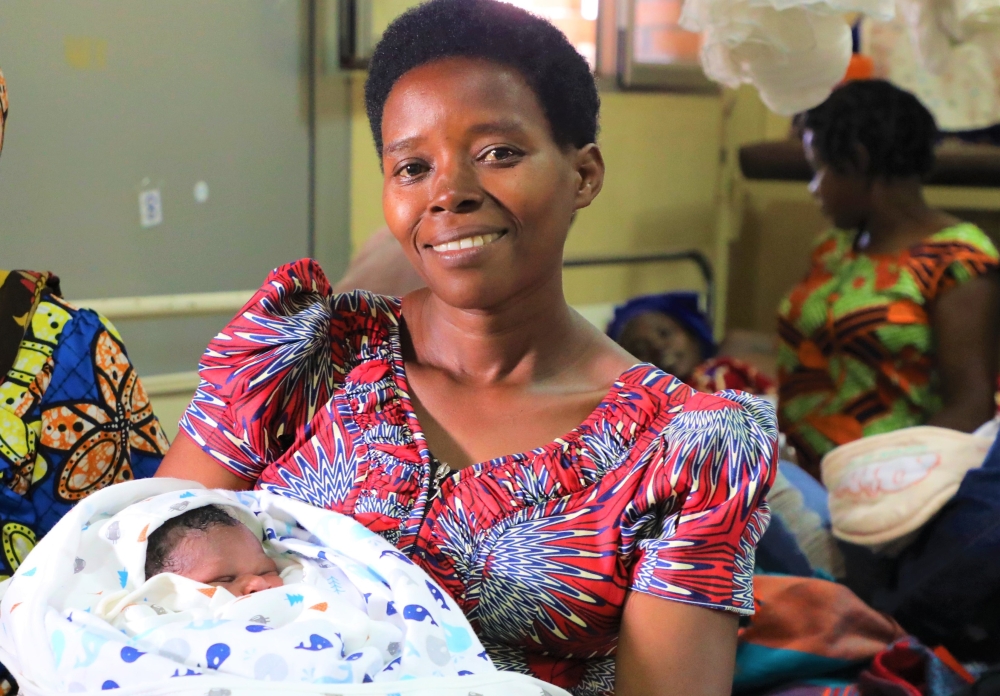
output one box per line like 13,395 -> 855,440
563,250 -> 716,326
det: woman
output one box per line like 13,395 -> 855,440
0,65 -> 169,694
779,80 -> 1000,476
157,2 -> 776,694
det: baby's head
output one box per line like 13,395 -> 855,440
144,504 -> 282,597
607,293 -> 716,381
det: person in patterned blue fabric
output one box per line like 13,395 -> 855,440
156,2 -> 778,695
0,63 -> 169,696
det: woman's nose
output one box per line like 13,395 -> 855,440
429,160 -> 483,215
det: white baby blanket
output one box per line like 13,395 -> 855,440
0,479 -> 567,696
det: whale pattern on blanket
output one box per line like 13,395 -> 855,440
0,482 -> 503,693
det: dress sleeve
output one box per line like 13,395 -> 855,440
179,259 -> 344,482
924,225 -> 1000,300
629,390 -> 777,615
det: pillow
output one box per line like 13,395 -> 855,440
822,426 -> 993,548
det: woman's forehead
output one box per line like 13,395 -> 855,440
381,57 -> 547,141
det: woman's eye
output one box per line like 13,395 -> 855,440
482,147 -> 519,163
396,162 -> 427,178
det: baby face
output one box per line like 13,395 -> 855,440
617,311 -> 703,381
166,523 -> 283,597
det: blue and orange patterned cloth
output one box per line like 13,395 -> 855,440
0,270 -> 169,580
179,259 -> 778,696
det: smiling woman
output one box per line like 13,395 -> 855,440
155,2 -> 777,695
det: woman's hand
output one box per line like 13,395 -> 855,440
615,591 -> 739,696
155,431 -> 253,490
929,271 -> 1000,432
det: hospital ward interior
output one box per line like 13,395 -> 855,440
3,1 -> 1000,695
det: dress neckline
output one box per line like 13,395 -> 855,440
381,304 -> 656,482
843,221 -> 980,261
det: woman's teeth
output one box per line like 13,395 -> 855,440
432,232 -> 502,252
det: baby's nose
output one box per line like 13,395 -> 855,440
236,574 -> 283,596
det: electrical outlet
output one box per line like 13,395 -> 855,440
139,189 -> 163,228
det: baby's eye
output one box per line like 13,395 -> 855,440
210,577 -> 235,585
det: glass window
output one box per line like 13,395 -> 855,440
633,0 -> 701,65
498,0 -> 599,68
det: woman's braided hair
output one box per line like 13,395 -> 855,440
800,80 -> 938,180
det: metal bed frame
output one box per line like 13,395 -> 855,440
76,250 -> 715,397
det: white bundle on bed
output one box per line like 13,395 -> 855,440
0,479 -> 566,696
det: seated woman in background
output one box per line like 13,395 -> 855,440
155,2 -> 777,694
0,65 -> 169,693
609,292 -> 776,398
779,80 -> 1000,476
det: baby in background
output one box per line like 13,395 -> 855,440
144,504 -> 284,597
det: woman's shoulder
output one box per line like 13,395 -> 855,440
619,364 -> 778,451
908,223 -> 1000,297
922,222 -> 1000,261
240,258 -> 403,344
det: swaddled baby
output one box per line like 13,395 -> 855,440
0,483 -> 502,692
143,504 -> 284,597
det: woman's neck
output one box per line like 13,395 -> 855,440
401,270 -> 596,387
861,179 -> 957,254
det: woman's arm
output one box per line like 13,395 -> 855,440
929,271 -> 1000,432
155,431 -> 253,490
616,592 -> 739,696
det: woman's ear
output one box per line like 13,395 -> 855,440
573,143 -> 605,210
850,143 -> 871,178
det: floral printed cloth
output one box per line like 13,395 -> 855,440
0,270 -> 169,582
0,480 -> 563,695
179,259 -> 778,696
777,224 -> 1000,474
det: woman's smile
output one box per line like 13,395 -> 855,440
428,229 -> 506,253
422,226 -> 510,268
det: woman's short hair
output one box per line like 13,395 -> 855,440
364,0 -> 599,158
799,80 -> 938,180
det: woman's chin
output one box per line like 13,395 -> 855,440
425,281 -> 518,312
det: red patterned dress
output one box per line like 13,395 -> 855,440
180,260 -> 777,696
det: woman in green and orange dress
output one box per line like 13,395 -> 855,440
778,80 -> 1000,477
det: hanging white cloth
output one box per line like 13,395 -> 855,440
865,0 -> 1000,131
681,0 -> 895,115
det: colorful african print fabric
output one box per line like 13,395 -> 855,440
180,259 -> 778,696
0,271 -> 169,581
777,224 -> 1000,474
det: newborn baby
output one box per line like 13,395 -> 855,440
143,504 -> 284,596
